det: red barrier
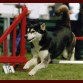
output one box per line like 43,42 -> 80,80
76,37 -> 83,40
0,5 -> 28,63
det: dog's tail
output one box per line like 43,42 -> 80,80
56,5 -> 69,14
56,5 -> 71,28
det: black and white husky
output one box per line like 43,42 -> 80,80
23,5 -> 76,76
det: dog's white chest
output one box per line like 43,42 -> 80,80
32,40 -> 41,53
33,45 -> 41,53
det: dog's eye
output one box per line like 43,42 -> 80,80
31,30 -> 36,33
32,31 -> 35,33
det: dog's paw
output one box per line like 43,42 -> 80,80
28,70 -> 36,76
23,65 -> 29,69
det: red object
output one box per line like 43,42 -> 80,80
76,37 -> 83,40
0,5 -> 28,63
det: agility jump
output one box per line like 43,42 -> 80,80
0,5 -> 28,63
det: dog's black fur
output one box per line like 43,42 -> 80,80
24,5 -> 76,75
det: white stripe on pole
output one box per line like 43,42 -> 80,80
59,60 -> 83,64
52,60 -> 83,64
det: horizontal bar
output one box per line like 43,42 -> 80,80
53,60 -> 83,64
0,56 -> 27,63
76,37 -> 83,40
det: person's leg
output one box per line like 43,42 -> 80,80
71,21 -> 83,60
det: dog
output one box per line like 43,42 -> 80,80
23,5 -> 76,76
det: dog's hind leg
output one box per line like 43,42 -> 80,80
62,47 -> 68,59
62,46 -> 75,61
68,33 -> 76,61
70,47 -> 75,61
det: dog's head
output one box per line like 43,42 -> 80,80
25,23 -> 46,42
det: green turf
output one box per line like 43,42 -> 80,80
0,53 -> 83,80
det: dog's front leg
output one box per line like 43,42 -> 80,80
23,58 -> 37,69
28,62 -> 47,76
28,50 -> 50,76
23,48 -> 38,69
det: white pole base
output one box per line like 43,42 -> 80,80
3,64 -> 15,74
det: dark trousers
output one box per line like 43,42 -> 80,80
71,21 -> 82,36
71,20 -> 83,59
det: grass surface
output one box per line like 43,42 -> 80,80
0,53 -> 83,80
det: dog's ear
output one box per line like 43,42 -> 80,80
40,23 -> 46,31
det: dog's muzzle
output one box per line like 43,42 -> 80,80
28,37 -> 35,42
24,35 -> 35,42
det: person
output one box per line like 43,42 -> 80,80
63,3 -> 82,35
69,3 -> 82,36
65,3 -> 83,60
